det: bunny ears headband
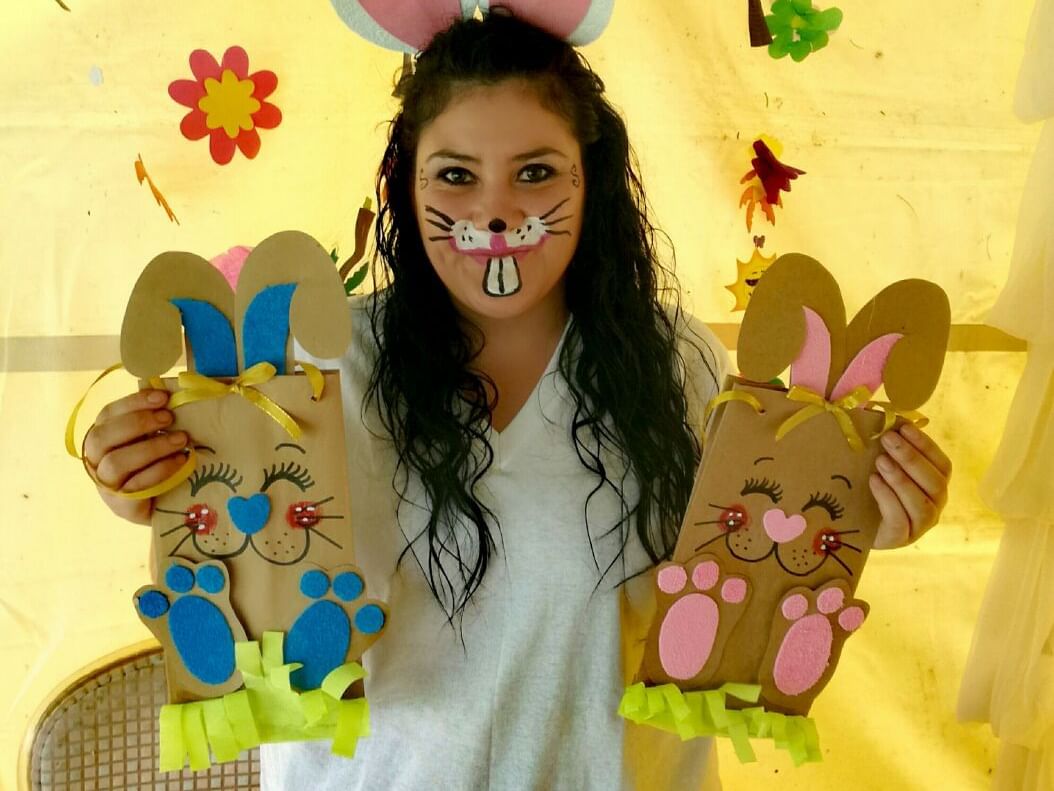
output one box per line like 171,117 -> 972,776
329,0 -> 615,53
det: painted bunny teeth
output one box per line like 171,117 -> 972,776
483,256 -> 521,297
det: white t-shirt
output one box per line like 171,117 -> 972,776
264,298 -> 729,791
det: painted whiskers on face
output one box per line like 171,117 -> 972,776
424,198 -> 574,298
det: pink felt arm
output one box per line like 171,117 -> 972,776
830,333 -> 904,401
789,306 -> 832,394
479,0 -> 614,45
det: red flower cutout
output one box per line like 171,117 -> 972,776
168,46 -> 282,165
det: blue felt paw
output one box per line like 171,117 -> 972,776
285,568 -> 387,691
135,562 -> 238,687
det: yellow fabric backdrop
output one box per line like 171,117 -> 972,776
0,1 -> 1039,788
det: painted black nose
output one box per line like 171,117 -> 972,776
488,218 -> 507,233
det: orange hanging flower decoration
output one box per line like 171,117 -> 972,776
169,46 -> 282,165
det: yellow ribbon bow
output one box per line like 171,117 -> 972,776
167,361 -> 319,441
775,385 -> 872,452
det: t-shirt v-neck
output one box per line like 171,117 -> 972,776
486,317 -> 572,466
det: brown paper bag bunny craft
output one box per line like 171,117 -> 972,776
620,253 -> 950,764
119,231 -> 388,771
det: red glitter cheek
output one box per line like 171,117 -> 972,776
720,504 -> 749,532
287,501 -> 321,529
184,503 -> 218,535
813,529 -> 843,556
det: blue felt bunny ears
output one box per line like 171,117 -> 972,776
120,231 -> 352,379
329,0 -> 615,53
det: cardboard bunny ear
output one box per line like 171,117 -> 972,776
329,0 -> 475,52
121,252 -> 236,378
737,253 -> 847,394
234,231 -> 353,373
479,0 -> 615,45
834,279 -> 950,410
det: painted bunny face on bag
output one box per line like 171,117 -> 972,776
414,81 -> 585,318
121,232 -> 358,632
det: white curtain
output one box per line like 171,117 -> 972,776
957,2 -> 1054,788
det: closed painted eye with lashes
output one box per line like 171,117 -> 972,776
158,443 -> 345,566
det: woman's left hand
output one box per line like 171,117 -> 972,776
869,424 -> 952,549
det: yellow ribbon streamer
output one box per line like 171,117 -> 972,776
67,360 -> 327,500
295,359 -> 325,401
64,362 -> 198,500
168,362 -> 303,440
863,400 -> 930,439
776,385 -> 873,452
704,389 -> 766,421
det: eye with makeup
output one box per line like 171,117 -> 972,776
518,163 -> 557,183
435,163 -> 557,186
741,476 -> 783,504
188,462 -> 244,495
261,461 -> 315,492
437,166 -> 473,186
803,491 -> 845,520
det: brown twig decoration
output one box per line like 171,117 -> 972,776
338,198 -> 375,279
748,0 -> 773,47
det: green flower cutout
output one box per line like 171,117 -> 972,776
766,0 -> 843,62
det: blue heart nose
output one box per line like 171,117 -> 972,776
227,493 -> 271,535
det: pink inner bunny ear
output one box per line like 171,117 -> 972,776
482,0 -> 614,45
789,306 -> 832,394
331,0 -> 470,52
830,333 -> 904,402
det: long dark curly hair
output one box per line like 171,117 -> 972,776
365,11 -> 719,621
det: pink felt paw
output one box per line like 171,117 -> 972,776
771,583 -> 868,697
656,558 -> 750,681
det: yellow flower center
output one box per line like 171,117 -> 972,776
198,70 -> 261,138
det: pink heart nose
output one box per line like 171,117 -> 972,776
763,509 -> 807,543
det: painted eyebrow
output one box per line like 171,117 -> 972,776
193,445 -> 216,454
753,456 -> 775,465
832,474 -> 852,489
275,442 -> 306,454
425,146 -> 568,164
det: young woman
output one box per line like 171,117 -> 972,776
83,12 -> 951,790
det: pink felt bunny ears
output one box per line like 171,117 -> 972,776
329,0 -> 615,53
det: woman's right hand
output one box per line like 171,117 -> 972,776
83,389 -> 189,525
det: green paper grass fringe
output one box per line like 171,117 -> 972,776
618,682 -> 822,766
158,632 -> 370,772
